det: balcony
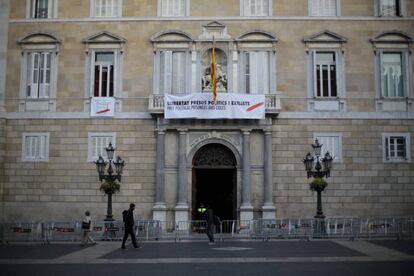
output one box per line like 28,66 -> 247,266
148,94 -> 281,116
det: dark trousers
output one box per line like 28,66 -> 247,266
206,223 -> 215,242
122,225 -> 138,248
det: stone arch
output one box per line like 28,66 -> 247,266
187,138 -> 242,169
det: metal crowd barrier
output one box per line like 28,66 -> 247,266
1,217 -> 413,243
44,222 -> 80,242
136,220 -> 161,241
0,222 -> 43,243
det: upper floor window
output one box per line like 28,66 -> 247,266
314,52 -> 337,98
309,0 -> 340,16
22,133 -> 50,162
237,31 -> 278,95
377,0 -> 405,17
27,52 -> 52,99
382,133 -> 411,162
381,52 -> 404,97
18,32 -> 60,112
94,52 -> 114,97
241,0 -> 272,16
91,0 -> 122,17
158,0 -> 189,17
159,51 -> 187,94
83,32 -> 125,103
27,0 -> 57,19
245,51 -> 270,94
151,31 -> 193,94
370,31 -> 413,112
304,31 -> 347,111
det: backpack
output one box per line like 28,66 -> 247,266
81,220 -> 91,230
122,210 -> 128,222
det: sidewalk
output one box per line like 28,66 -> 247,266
0,239 -> 413,264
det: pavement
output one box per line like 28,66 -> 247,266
0,239 -> 413,275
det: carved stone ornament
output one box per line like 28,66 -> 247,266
193,144 -> 236,167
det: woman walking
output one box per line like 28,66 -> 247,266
80,211 -> 97,246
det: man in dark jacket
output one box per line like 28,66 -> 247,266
121,203 -> 140,249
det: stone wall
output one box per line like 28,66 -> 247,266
2,119 -> 156,221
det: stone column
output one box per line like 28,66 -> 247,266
262,130 -> 276,219
0,0 -> 9,111
175,129 -> 189,224
153,130 -> 167,222
240,129 -> 253,221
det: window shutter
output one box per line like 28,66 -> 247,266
161,51 -> 173,94
172,52 -> 185,94
244,0 -> 250,16
39,52 -> 51,98
311,0 -> 320,16
385,137 -> 389,160
249,52 -> 258,94
28,53 -> 40,98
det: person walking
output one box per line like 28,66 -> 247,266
121,203 -> 140,249
80,211 -> 96,246
205,205 -> 216,245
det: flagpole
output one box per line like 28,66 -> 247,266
211,36 -> 217,104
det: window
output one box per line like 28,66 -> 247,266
83,32 -> 125,106
158,0 -> 188,17
88,133 -> 116,161
304,31 -> 347,111
371,31 -> 412,111
377,0 -> 404,17
18,33 -> 59,112
314,52 -> 337,98
159,51 -> 186,94
244,51 -> 270,94
241,0 -> 271,16
22,133 -> 49,162
314,133 -> 342,162
91,0 -> 122,17
381,53 -> 404,98
383,133 -> 411,162
94,52 -> 114,97
27,0 -> 56,19
26,52 -> 52,99
309,0 -> 339,16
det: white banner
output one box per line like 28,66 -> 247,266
90,97 -> 115,117
165,93 -> 265,119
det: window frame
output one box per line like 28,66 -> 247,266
375,0 -> 406,17
87,132 -> 116,162
382,133 -> 411,163
26,0 -> 58,19
158,50 -> 189,95
308,0 -> 341,17
157,0 -> 190,17
313,133 -> 343,163
377,49 -> 409,99
242,50 -> 273,95
18,33 -> 60,112
240,0 -> 272,16
21,132 -> 50,162
90,0 -> 123,18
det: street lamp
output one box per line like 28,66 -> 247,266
303,139 -> 333,219
94,142 -> 125,221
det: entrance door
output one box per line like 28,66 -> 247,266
192,143 -> 237,221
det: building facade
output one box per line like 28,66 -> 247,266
0,0 -> 413,222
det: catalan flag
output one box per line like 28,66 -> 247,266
211,40 -> 217,103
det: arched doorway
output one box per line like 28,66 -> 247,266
192,143 -> 237,221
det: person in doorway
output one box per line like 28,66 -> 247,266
80,211 -> 96,246
205,205 -> 216,245
121,203 -> 140,249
